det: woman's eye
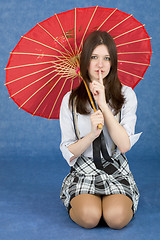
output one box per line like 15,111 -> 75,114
105,57 -> 111,61
90,55 -> 110,60
91,55 -> 97,59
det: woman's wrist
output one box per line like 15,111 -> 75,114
68,131 -> 97,161
99,101 -> 109,113
88,131 -> 98,142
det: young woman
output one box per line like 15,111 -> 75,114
59,31 -> 141,229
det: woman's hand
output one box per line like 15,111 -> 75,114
68,109 -> 104,162
90,110 -> 104,138
90,70 -> 106,110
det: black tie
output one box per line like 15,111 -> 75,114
93,131 -> 113,170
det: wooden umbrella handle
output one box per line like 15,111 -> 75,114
75,60 -> 103,130
81,77 -> 103,130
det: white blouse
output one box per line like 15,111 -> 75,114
59,85 -> 142,166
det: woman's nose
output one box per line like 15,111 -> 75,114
98,58 -> 103,68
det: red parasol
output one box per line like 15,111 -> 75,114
5,6 -> 152,119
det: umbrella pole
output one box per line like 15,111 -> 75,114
76,63 -> 97,112
81,77 -> 97,112
76,59 -> 102,129
80,75 -> 103,129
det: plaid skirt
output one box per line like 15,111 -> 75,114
60,152 -> 140,214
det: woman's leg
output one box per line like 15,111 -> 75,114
69,194 -> 102,229
102,194 -> 133,229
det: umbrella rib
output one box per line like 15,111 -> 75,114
74,8 -> 78,53
32,75 -> 64,116
118,51 -> 153,55
97,8 -> 118,30
48,75 -> 75,119
9,51 -> 71,59
5,65 -> 55,85
116,37 -> 152,47
37,23 -> 72,57
5,60 -> 58,70
55,14 -> 74,55
5,54 -> 71,70
10,68 -> 60,98
22,36 -> 70,57
11,63 -> 71,98
78,5 -> 98,53
18,69 -> 68,109
118,60 -> 151,66
8,52 -> 72,69
113,25 -> 146,39
6,60 -> 72,85
108,14 -> 133,33
118,68 -> 144,79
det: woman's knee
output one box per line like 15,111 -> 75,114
70,204 -> 102,229
103,205 -> 133,229
70,194 -> 102,229
80,205 -> 102,228
102,194 -> 133,229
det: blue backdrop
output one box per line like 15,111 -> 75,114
0,0 -> 160,240
1,0 -> 159,164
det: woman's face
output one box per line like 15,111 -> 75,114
88,44 -> 111,82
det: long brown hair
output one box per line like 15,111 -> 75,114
69,30 -> 125,115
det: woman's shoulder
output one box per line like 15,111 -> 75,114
61,91 -> 71,105
121,85 -> 137,109
60,91 -> 73,113
122,85 -> 137,100
63,91 -> 71,100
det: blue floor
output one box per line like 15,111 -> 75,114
0,151 -> 159,240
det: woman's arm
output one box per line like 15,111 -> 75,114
90,71 -> 130,153
68,132 -> 95,162
60,92 -> 103,165
99,104 -> 131,153
68,110 -> 104,162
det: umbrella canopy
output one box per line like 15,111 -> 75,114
5,6 -> 152,119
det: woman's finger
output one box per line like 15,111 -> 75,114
91,111 -> 104,124
99,70 -> 103,84
91,81 -> 104,95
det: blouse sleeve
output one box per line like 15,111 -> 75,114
59,92 -> 78,166
120,87 -> 142,149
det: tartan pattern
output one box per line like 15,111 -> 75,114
60,153 -> 140,213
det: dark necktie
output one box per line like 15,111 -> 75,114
93,130 -> 113,170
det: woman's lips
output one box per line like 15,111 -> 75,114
95,70 -> 104,73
